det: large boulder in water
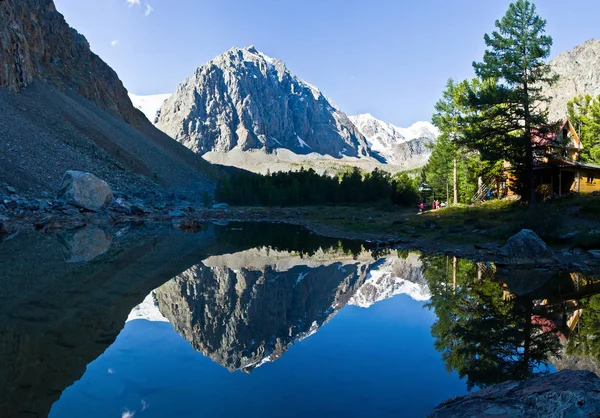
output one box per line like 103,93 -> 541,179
429,370 -> 600,417
57,171 -> 113,212
499,229 -> 556,266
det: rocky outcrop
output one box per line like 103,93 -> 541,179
57,171 -> 113,212
499,229 -> 557,266
349,114 -> 439,167
429,370 -> 600,417
0,0 -> 138,124
156,46 -> 370,159
544,39 -> 600,122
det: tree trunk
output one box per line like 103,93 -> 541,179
523,78 -> 536,209
526,132 -> 536,208
522,299 -> 533,377
453,157 -> 458,205
453,256 -> 457,292
446,180 -> 449,206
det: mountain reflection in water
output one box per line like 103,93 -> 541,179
0,222 -> 598,417
132,248 -> 426,373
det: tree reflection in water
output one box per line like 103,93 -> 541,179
423,255 -> 563,390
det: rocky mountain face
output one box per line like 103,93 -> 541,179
350,114 -> 439,167
143,249 -> 430,373
0,0 -> 218,197
0,0 -> 138,124
155,46 -> 370,159
544,38 -> 600,122
153,248 -> 372,372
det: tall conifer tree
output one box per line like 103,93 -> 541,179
470,0 -> 556,208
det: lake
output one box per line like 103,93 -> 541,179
1,222 -> 596,418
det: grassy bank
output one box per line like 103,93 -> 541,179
231,195 -> 600,249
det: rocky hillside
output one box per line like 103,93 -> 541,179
155,46 -> 370,159
350,114 -> 439,167
0,0 -> 137,123
544,38 -> 600,122
0,0 -> 219,197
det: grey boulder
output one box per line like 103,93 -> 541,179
499,229 -> 556,266
57,171 -> 113,212
429,370 -> 600,418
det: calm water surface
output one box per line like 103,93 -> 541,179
1,222 -> 597,418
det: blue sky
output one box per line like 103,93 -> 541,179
54,0 -> 599,127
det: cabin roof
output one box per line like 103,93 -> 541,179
536,158 -> 600,171
577,161 -> 600,170
531,120 -> 582,150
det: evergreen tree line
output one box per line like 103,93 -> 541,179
215,167 -> 419,207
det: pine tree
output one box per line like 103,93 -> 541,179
470,0 -> 556,208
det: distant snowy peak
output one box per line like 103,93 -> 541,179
350,113 -> 409,149
129,93 -> 171,124
350,113 -> 439,144
349,255 -> 430,308
350,114 -> 439,167
399,121 -> 441,142
127,291 -> 169,323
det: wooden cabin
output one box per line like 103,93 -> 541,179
505,120 -> 600,199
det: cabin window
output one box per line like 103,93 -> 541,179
588,173 -> 595,184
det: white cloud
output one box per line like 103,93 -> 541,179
144,3 -> 154,16
122,410 -> 135,418
111,40 -> 119,47
126,0 -> 140,6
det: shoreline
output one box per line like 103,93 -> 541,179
3,204 -> 600,273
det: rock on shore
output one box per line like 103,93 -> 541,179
57,171 -> 113,212
499,229 -> 557,266
430,370 -> 600,418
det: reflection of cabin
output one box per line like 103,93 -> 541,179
505,120 -> 600,199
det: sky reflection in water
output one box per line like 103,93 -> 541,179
1,222 -> 595,417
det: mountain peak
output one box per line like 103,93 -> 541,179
155,47 -> 369,158
350,114 -> 439,167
